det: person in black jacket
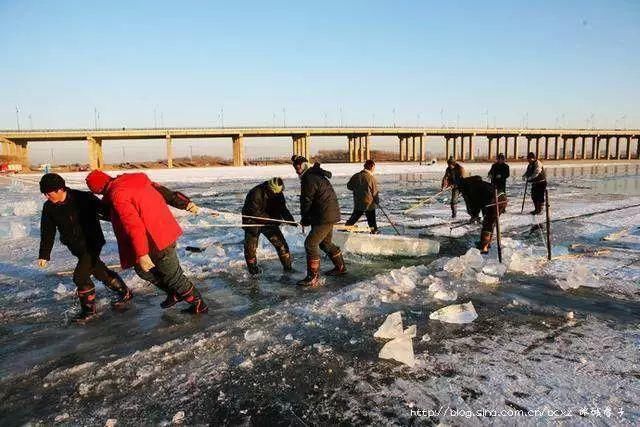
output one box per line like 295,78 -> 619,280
292,156 -> 345,286
522,152 -> 547,215
457,176 -> 508,254
242,177 -> 295,275
37,173 -> 132,323
488,153 -> 510,194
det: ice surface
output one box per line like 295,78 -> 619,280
331,232 -> 439,257
482,261 -> 507,277
429,301 -> 478,324
373,311 -> 404,339
0,220 -> 30,240
0,200 -> 38,217
378,335 -> 415,367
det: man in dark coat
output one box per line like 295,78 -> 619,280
291,156 -> 345,286
488,153 -> 510,194
522,152 -> 547,215
441,157 -> 470,218
457,176 -> 508,254
242,177 -> 296,275
345,159 -> 379,233
37,173 -> 132,323
86,170 -> 208,314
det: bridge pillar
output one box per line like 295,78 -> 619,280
626,137 -> 632,160
512,136 -> 518,160
166,135 -> 173,168
359,136 -> 366,162
525,137 -> 531,156
87,137 -> 104,170
467,135 -> 474,161
487,137 -> 494,160
365,134 -> 370,161
398,136 -> 404,161
534,137 -> 540,159
636,136 -> 640,159
605,137 -> 611,159
445,137 -> 450,160
419,134 -> 425,163
616,137 -> 621,159
17,142 -> 29,167
592,137 -> 598,159
541,136 -> 548,160
305,134 -> 311,159
0,137 -> 12,158
571,137 -> 577,160
232,134 -> 244,166
580,137 -> 586,159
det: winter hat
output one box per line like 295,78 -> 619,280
267,177 -> 284,193
291,155 -> 308,167
364,159 -> 375,170
527,152 -> 536,160
85,170 -> 113,194
39,173 -> 66,194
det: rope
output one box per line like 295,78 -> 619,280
404,187 -> 451,213
200,207 -> 299,225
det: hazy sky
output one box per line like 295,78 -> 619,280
2,0 -> 639,163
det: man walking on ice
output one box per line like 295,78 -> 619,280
345,159 -> 380,234
85,170 -> 208,314
37,173 -> 132,323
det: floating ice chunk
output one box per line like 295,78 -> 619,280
53,283 -> 74,300
507,252 -> 539,275
331,232 -> 439,257
462,248 -> 484,269
378,335 -> 415,367
284,334 -> 293,341
421,333 -> 431,342
556,265 -> 600,290
0,220 -> 30,240
105,419 -> 117,427
476,272 -> 499,285
566,311 -> 574,320
374,311 -> 404,339
172,411 -> 186,424
12,200 -> 39,216
55,413 -> 70,422
443,257 -> 466,277
482,261 -> 507,277
238,359 -> 253,369
433,290 -> 458,301
429,301 -> 478,324
403,325 -> 417,338
244,329 -> 266,342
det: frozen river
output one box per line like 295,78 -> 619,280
0,161 -> 639,425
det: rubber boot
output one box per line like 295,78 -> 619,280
72,286 -> 97,323
160,293 -> 180,309
278,252 -> 293,272
105,274 -> 133,309
478,232 -> 492,254
180,285 -> 209,314
325,251 -> 347,276
370,227 -> 379,234
245,257 -> 262,275
297,256 -> 320,287
530,202 -> 543,215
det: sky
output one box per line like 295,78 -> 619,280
1,0 -> 639,164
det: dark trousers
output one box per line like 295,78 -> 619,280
73,252 -> 119,293
531,181 -> 546,205
481,194 -> 508,235
244,226 -> 290,262
492,180 -> 507,194
305,224 -> 340,259
134,243 -> 193,296
345,209 -> 377,230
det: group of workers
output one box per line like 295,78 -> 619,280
37,151 -> 543,323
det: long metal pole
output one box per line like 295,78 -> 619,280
521,181 -> 528,214
545,188 -> 552,260
378,204 -> 401,235
494,188 -> 503,263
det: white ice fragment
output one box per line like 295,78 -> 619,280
403,325 -> 417,338
443,257 -> 466,277
244,329 -> 266,342
12,200 -> 38,216
433,290 -> 458,301
332,232 -> 439,257
172,411 -> 185,424
507,252 -> 539,275
378,335 -> 415,367
476,272 -> 499,285
566,311 -> 574,320
426,275 -> 446,292
482,261 -> 507,277
421,334 -> 431,342
556,265 -> 600,290
105,419 -> 117,427
55,413 -> 70,422
373,311 -> 404,339
462,248 -> 484,269
284,333 -> 293,341
0,220 -> 29,240
53,283 -> 74,300
429,301 -> 478,324
238,359 -> 253,369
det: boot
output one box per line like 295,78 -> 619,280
245,258 -> 262,275
325,251 -> 347,276
530,202 -> 543,215
105,275 -> 133,308
72,287 -> 97,323
478,232 -> 492,254
278,252 -> 293,272
160,292 -> 180,309
179,285 -> 209,314
369,227 -> 379,234
297,256 -> 320,287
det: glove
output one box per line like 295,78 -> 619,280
37,259 -> 48,268
186,202 -> 199,214
138,254 -> 156,272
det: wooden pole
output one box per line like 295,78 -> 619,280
494,188 -> 503,263
545,188 -> 552,260
378,204 -> 401,235
521,181 -> 528,214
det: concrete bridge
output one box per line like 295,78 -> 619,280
0,127 -> 638,169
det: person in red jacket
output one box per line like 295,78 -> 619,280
85,170 -> 208,314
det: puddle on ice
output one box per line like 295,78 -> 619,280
1,165 -> 639,424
